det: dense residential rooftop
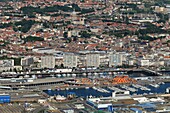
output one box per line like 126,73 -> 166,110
0,0 -> 169,112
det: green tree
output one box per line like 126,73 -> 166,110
24,36 -> 44,42
13,19 -> 35,33
14,58 -> 21,66
63,32 -> 68,38
138,22 -> 166,35
79,31 -> 91,38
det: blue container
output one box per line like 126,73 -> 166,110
108,105 -> 113,112
0,94 -> 10,103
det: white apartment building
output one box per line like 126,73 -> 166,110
0,59 -> 14,67
21,57 -> 34,66
0,59 -> 15,72
109,53 -> 123,67
137,59 -> 150,67
86,53 -> 100,67
41,56 -> 55,68
63,53 -> 78,68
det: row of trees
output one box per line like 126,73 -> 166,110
24,36 -> 44,42
105,29 -> 133,38
0,19 -> 36,33
104,22 -> 168,41
138,23 -> 167,35
13,19 -> 35,33
21,4 -> 94,16
0,23 -> 11,28
21,4 -> 80,14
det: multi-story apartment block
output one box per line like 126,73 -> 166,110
21,57 -> 34,66
86,53 -> 100,67
0,59 -> 15,72
0,60 -> 14,67
63,53 -> 78,68
109,53 -> 123,67
41,56 -> 55,68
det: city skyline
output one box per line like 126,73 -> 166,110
0,0 -> 169,113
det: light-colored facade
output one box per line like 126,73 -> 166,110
21,57 -> 34,66
0,59 -> 14,67
109,53 -> 123,67
86,53 -> 100,67
166,5 -> 170,14
63,53 -> 77,68
100,53 -> 109,67
0,59 -> 15,72
32,48 -> 56,54
128,60 -> 134,66
137,59 -> 150,66
41,56 -> 55,68
78,54 -> 86,68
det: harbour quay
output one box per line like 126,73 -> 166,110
1,67 -> 169,78
0,70 -> 169,113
